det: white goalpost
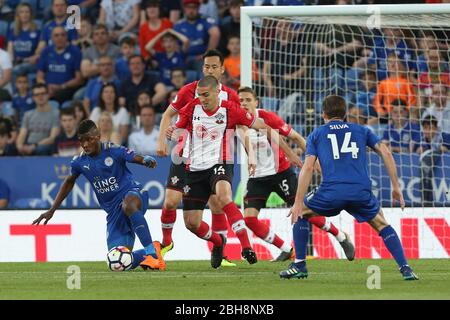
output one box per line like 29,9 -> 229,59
240,4 -> 450,260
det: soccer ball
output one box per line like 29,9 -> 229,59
107,246 -> 133,271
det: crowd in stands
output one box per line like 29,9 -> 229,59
0,0 -> 449,165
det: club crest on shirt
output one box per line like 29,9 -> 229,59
183,185 -> 191,195
105,157 -> 114,166
215,113 -> 224,124
171,176 -> 179,185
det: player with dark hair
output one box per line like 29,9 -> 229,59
156,49 -> 242,266
166,76 -> 301,268
280,95 -> 418,280
238,87 -> 355,262
32,120 -> 165,271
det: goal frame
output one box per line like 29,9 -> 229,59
239,3 -> 450,203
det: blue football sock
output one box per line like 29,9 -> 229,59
129,211 -> 156,258
293,218 -> 309,261
379,225 -> 408,268
131,249 -> 146,269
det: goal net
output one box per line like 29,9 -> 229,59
239,4 -> 450,260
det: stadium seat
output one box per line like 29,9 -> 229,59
259,96 -> 279,112
48,100 -> 60,111
60,101 -> 72,109
13,198 -> 48,209
186,70 -> 199,83
21,0 -> 39,13
37,0 -> 52,11
0,21 -> 9,38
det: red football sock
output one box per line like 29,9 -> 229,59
245,216 -> 285,249
309,216 -> 339,236
194,221 -> 223,247
222,202 -> 251,249
211,212 -> 228,236
161,208 -> 176,246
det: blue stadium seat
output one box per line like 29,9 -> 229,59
60,101 -> 72,109
0,21 -> 9,38
186,70 -> 199,83
259,96 -> 279,112
21,0 -> 39,13
14,198 -> 48,209
48,100 -> 60,111
38,0 -> 52,11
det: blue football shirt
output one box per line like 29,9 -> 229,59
154,51 -> 186,86
174,17 -> 216,57
382,122 -> 421,151
306,121 -> 381,199
37,44 -> 82,85
70,143 -> 140,214
12,93 -> 35,125
7,27 -> 40,59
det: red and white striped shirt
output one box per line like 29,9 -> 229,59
176,99 -> 255,171
248,109 -> 292,178
169,81 -> 240,156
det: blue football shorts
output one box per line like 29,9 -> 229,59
303,187 -> 380,223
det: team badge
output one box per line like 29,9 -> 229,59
105,157 -> 114,166
215,113 -> 224,124
171,176 -> 179,185
30,32 -> 37,38
183,185 -> 191,195
64,53 -> 71,60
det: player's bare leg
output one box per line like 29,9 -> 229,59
243,208 -> 293,262
122,194 -> 164,271
215,180 -> 257,264
208,195 -> 236,267
183,210 -> 226,269
160,188 -> 181,257
367,210 -> 418,280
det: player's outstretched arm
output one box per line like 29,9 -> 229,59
132,154 -> 157,169
32,174 -> 78,225
374,143 -> 405,210
251,118 -> 302,167
289,155 -> 316,225
157,107 -> 178,157
288,129 -> 307,153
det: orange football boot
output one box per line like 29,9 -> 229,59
152,241 -> 166,271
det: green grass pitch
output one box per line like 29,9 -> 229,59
0,259 -> 449,300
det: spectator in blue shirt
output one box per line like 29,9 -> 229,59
115,36 -> 135,82
146,28 -> 189,86
36,26 -> 83,104
0,178 -> 10,209
354,28 -> 416,81
415,115 -> 449,155
83,55 -> 121,113
353,69 -> 378,124
382,99 -> 421,153
6,3 -> 40,76
0,125 -> 17,157
37,0 -> 79,50
12,74 -> 35,126
174,0 -> 220,72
